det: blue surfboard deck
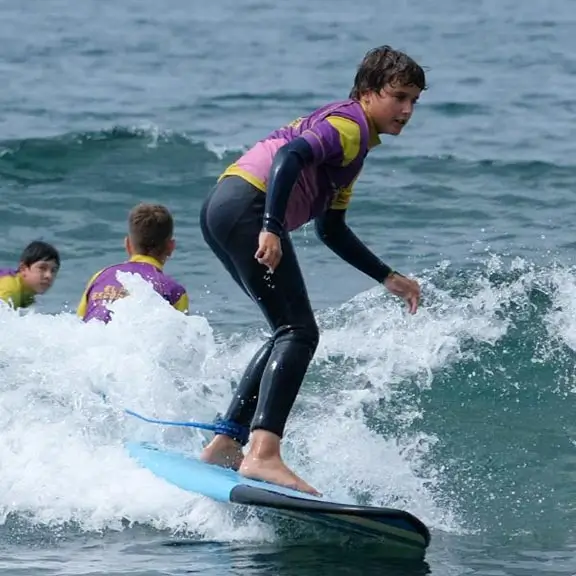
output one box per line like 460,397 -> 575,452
126,441 -> 430,558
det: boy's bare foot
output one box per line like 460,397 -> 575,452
200,435 -> 244,470
238,430 -> 321,496
240,455 -> 321,496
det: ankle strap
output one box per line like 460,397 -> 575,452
213,418 -> 250,446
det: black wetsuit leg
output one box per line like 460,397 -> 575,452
199,175 -> 319,441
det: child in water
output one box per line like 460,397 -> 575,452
0,240 -> 60,310
77,203 -> 188,323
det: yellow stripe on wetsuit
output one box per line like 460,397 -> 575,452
325,116 -> 361,210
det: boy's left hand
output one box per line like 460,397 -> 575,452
383,272 -> 420,314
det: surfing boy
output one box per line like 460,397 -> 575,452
0,240 -> 60,310
199,45 -> 425,495
77,203 -> 189,323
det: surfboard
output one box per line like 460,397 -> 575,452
126,441 -> 431,558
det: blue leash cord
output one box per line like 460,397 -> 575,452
124,408 -> 249,445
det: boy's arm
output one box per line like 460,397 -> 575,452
172,290 -> 189,314
76,291 -> 88,318
314,208 -> 393,282
76,271 -> 102,318
263,115 -> 362,237
262,138 -> 315,237
0,276 -> 21,308
307,116 -> 393,281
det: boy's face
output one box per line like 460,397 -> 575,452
19,260 -> 59,294
362,82 -> 422,135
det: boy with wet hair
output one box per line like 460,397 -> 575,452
0,240 -> 60,309
77,203 -> 188,323
200,45 -> 426,495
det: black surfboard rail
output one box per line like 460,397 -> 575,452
230,484 -> 431,549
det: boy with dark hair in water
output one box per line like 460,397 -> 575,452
77,203 -> 188,323
0,240 -> 60,309
200,45 -> 426,495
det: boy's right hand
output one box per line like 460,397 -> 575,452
383,272 -> 420,314
255,231 -> 283,271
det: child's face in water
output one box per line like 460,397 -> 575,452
361,82 -> 422,136
19,260 -> 59,294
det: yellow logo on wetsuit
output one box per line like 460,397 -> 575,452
91,284 -> 128,303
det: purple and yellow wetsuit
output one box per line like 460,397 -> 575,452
77,255 -> 188,323
222,98 -> 382,231
200,98 -> 395,445
0,269 -> 35,309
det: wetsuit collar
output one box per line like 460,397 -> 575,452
129,254 -> 164,270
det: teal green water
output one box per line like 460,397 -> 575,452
2,0 -> 576,574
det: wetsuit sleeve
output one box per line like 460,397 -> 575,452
0,276 -> 20,307
263,116 -> 363,237
76,270 -> 102,318
262,137 -> 315,237
172,291 -> 189,314
315,209 -> 393,283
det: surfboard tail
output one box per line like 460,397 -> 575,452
230,484 -> 431,553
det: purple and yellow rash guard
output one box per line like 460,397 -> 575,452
76,255 -> 189,323
220,99 -> 381,231
0,269 -> 35,309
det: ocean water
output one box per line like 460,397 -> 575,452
2,0 -> 576,574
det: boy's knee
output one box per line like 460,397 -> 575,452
274,322 -> 319,352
